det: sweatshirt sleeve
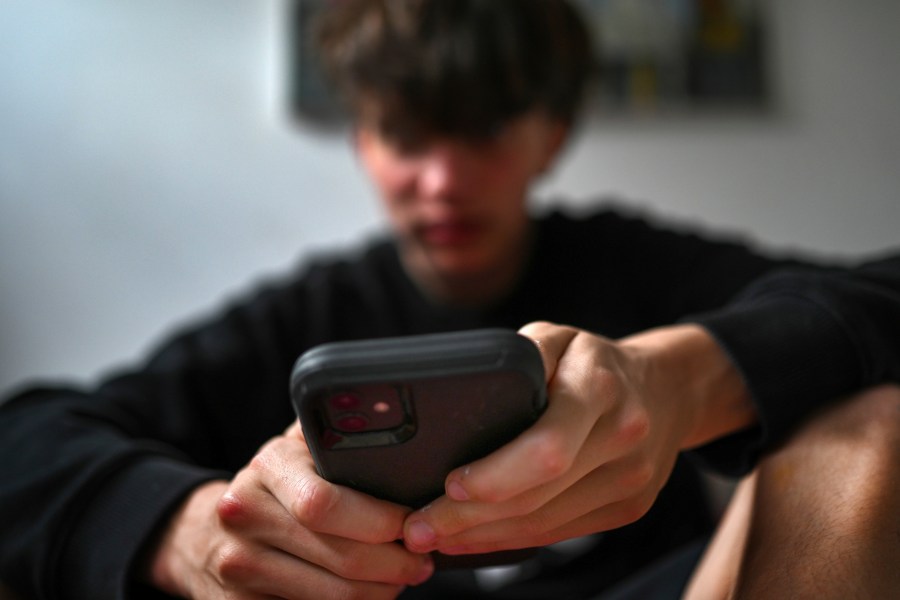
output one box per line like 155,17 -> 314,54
0,275 -> 315,599
0,244 -> 401,600
0,390 -> 226,600
688,253 -> 900,475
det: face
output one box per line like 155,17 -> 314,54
356,111 -> 566,300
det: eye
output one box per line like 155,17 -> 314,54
465,119 -> 517,150
387,134 -> 427,157
482,121 -> 508,141
378,123 -> 430,157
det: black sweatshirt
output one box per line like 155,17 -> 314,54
2,208 -> 899,599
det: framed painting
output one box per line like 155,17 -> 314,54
287,0 -> 770,124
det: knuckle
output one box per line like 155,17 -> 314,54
618,460 -> 655,493
216,490 -> 250,528
619,409 -> 651,445
292,475 -> 338,525
527,431 -> 573,481
214,542 -> 257,585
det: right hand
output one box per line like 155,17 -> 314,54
144,421 -> 434,599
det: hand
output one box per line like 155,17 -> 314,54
145,422 -> 434,599
402,321 -> 755,556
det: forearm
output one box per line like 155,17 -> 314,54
0,389 -> 223,599
620,324 -> 757,450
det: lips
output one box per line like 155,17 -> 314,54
416,218 -> 484,247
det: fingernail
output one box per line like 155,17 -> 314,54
406,520 -> 436,550
447,479 -> 469,501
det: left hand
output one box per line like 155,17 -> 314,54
402,320 -> 755,555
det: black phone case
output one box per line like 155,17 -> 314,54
290,328 -> 547,568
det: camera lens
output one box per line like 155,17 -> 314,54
330,392 -> 361,410
335,413 -> 369,432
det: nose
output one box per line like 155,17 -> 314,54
417,144 -> 474,202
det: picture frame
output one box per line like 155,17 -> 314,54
287,0 -> 770,125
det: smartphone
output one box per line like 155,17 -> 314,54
290,328 -> 547,568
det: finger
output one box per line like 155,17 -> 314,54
252,433 -> 412,544
404,370 -> 647,554
427,452 -> 664,554
211,539 -> 408,600
220,473 -> 433,587
441,326 -> 619,505
517,321 -> 579,384
444,390 -> 594,501
402,397 -> 629,549
436,492 -> 657,557
405,447 -> 652,554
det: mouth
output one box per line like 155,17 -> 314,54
415,218 -> 484,247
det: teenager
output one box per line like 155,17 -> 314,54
2,2 -> 899,598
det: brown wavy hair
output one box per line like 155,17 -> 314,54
315,0 -> 594,140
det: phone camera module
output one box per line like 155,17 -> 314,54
330,392 -> 361,410
334,413 -> 369,432
325,385 -> 407,434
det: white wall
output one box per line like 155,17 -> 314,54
1,0 -> 898,394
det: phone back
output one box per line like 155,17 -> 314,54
291,329 -> 546,508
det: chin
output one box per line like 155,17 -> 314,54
426,247 -> 496,278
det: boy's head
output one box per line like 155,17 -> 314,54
315,0 -> 594,144
313,0 -> 594,306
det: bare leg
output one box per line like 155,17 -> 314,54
682,473 -> 754,599
684,384 -> 900,600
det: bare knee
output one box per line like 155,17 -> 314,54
760,383 -> 900,554
686,386 -> 900,600
726,386 -> 900,598
788,384 -> 900,455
